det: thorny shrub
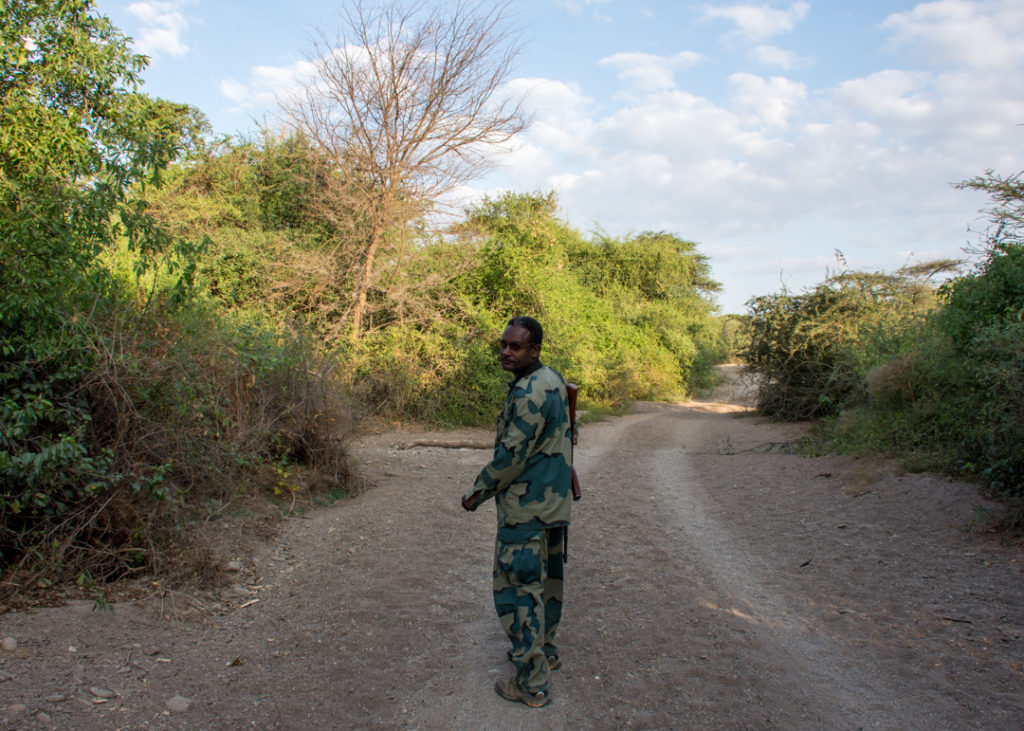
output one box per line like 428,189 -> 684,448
1,298 -> 354,602
742,265 -> 945,421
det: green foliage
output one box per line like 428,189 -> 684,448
2,4 -> 732,595
959,319 -> 1024,493
568,230 -> 719,301
2,290 -> 354,587
562,229 -> 726,391
717,314 -> 752,360
311,191 -> 730,420
774,172 -> 1024,503
859,242 -> 1024,496
459,193 -> 726,405
0,0 -> 203,577
347,321 -> 504,426
937,241 -> 1024,349
829,312 -> 1024,498
0,3 -> 352,593
458,191 -> 564,314
1,0 -> 206,333
142,132 -> 371,342
145,132 -> 341,238
743,265 -> 945,420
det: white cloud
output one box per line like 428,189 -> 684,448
703,1 -> 810,43
508,77 -> 595,135
127,1 -> 189,58
217,78 -> 248,104
881,0 -> 1024,70
555,0 -> 612,16
491,37 -> 1016,289
598,51 -> 705,92
834,70 -> 933,122
469,77 -> 598,190
218,59 -> 319,112
747,44 -> 810,69
594,91 -> 746,160
729,72 -> 807,129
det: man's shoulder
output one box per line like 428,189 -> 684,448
516,365 -> 565,395
534,364 -> 566,385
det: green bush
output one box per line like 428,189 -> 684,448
963,319 -> 1024,493
345,322 -> 505,426
814,175 -> 1024,501
938,242 -> 1024,348
743,268 -> 942,420
718,315 -> 752,361
0,0 -> 205,586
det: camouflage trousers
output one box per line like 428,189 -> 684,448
493,525 -> 565,693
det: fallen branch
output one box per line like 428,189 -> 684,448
399,439 -> 490,450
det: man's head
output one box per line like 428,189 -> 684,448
500,316 -> 543,372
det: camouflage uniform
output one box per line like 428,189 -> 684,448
463,362 -> 573,695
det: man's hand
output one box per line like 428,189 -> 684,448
461,494 -> 477,511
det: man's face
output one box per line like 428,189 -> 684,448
499,325 -> 541,372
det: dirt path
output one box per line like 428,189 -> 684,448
3,368 -> 1024,729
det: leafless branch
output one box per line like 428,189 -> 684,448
282,0 -> 528,338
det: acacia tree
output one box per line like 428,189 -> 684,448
283,0 -> 527,339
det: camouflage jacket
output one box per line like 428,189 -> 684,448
464,363 -> 573,535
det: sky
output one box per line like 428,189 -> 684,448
95,0 -> 1024,313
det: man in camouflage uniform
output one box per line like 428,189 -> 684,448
462,316 -> 574,708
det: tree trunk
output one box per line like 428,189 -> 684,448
351,220 -> 384,341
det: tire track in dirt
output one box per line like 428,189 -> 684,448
571,400 -> 1024,729
587,405 -> 907,728
569,406 -> 838,728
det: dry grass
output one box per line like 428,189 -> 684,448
1,301 -> 357,607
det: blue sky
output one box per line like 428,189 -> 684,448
96,0 -> 1024,313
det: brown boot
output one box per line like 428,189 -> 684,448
494,677 -> 551,708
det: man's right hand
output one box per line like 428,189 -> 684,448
461,494 -> 477,511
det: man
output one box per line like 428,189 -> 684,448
462,316 -> 574,708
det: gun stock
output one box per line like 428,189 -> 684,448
567,383 -> 581,501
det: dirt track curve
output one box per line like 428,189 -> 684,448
3,367 -> 1024,729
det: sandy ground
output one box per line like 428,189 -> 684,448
2,366 -> 1023,729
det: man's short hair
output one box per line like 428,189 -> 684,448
507,316 -> 543,346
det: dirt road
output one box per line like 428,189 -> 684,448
3,370 -> 1024,729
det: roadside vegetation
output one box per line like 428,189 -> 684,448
8,0 -> 1016,605
742,171 -> 1024,523
1,1 -> 727,602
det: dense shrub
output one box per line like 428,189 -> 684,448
717,314 -> 752,360
963,319 -> 1024,493
830,298 -> 1024,497
742,268 -> 942,420
0,0 -> 200,588
1,291 -> 354,590
889,240 -> 1024,495
770,172 -> 1024,501
0,3 -> 353,596
938,241 -> 1024,349
320,192 -> 729,419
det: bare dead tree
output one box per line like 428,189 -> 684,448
283,0 -> 528,340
